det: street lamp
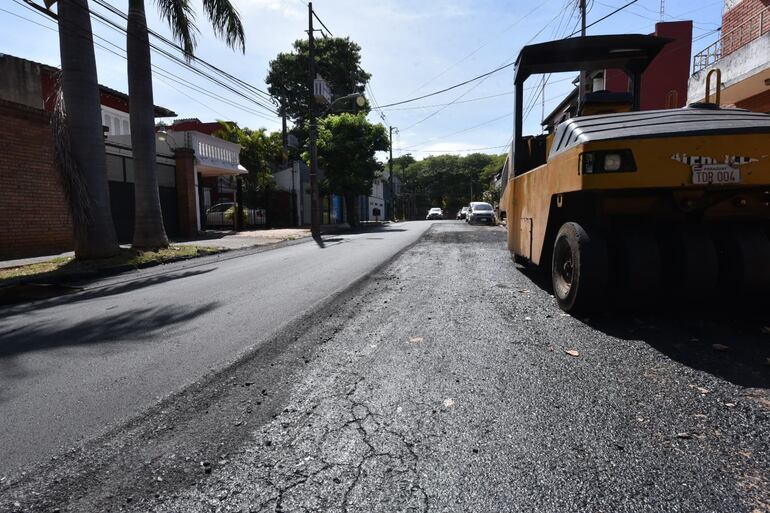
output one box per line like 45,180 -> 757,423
327,93 -> 367,112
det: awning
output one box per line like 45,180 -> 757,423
196,162 -> 248,177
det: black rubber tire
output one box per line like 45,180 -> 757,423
713,225 -> 770,297
551,222 -> 608,314
660,225 -> 718,301
619,229 -> 663,307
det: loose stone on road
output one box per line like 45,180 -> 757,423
2,221 -> 769,513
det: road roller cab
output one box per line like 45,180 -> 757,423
503,35 -> 770,313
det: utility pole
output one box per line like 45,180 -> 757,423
388,126 -> 395,221
578,0 -> 587,114
308,1 -> 321,239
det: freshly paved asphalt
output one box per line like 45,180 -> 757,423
0,222 -> 431,474
2,221 -> 769,513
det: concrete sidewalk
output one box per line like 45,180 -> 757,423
0,228 -> 312,270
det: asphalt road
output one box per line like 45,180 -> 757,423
0,222 -> 432,475
3,221 -> 770,513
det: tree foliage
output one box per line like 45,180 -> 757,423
266,37 -> 371,125
216,123 -> 283,206
311,113 -> 388,224
400,153 -> 507,215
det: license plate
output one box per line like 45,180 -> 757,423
692,164 -> 741,185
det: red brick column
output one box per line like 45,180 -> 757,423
0,99 -> 73,259
174,148 -> 198,238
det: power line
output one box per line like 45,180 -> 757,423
82,1 -> 277,114
12,0 -> 279,122
406,0 -> 559,96
91,0 -> 274,103
401,112 -> 513,150
388,2 -> 569,128
564,0 -> 640,37
382,92 -> 515,111
311,10 -> 333,37
378,62 -> 517,109
396,144 -> 510,154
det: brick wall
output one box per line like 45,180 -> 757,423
722,0 -> 770,55
0,99 -> 73,259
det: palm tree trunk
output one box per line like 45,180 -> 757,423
57,0 -> 119,259
127,0 -> 168,248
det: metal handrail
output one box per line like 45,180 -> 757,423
692,5 -> 770,74
692,39 -> 721,74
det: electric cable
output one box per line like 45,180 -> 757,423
11,0 -> 279,122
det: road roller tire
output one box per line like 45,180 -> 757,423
713,225 -> 770,298
660,226 -> 719,301
619,229 -> 663,307
551,222 -> 608,314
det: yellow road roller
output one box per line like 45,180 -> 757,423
500,34 -> 770,313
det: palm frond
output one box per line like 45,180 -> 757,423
202,0 -> 245,52
51,78 -> 92,230
154,0 -> 200,58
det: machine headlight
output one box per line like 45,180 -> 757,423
604,153 -> 622,171
580,149 -> 636,174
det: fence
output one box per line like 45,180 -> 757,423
204,207 -> 266,229
693,5 -> 770,74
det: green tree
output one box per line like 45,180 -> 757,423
53,0 -> 119,258
400,152 -> 505,217
313,113 -> 389,227
215,123 -> 283,207
266,37 -> 370,125
479,154 -> 507,204
126,0 -> 244,247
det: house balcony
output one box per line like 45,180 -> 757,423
161,130 -> 246,177
689,7 -> 770,110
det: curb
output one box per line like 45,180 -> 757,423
0,236 -> 315,291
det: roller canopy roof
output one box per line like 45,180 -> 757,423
549,107 -> 770,157
514,34 -> 671,85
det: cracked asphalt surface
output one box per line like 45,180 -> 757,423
3,221 -> 770,512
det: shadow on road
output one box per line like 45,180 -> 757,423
0,302 -> 220,360
0,302 -> 221,402
516,265 -> 770,390
0,268 -> 216,313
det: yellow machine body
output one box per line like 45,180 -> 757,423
503,127 -> 770,266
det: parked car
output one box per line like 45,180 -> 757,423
426,207 -> 443,220
206,202 -> 235,227
457,206 -> 469,220
467,202 -> 497,225
465,202 -> 483,223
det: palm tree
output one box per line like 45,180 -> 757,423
56,0 -> 120,258
126,0 -> 245,247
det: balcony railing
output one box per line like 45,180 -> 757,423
692,39 -> 721,74
693,5 -> 770,74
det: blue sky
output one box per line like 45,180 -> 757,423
1,0 -> 723,159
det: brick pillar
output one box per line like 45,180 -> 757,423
174,148 -> 197,237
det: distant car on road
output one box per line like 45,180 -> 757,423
426,207 -> 444,220
467,202 -> 497,225
457,207 -> 469,220
465,202 -> 483,223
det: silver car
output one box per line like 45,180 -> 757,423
467,202 -> 496,225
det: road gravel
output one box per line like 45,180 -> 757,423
2,221 -> 769,513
